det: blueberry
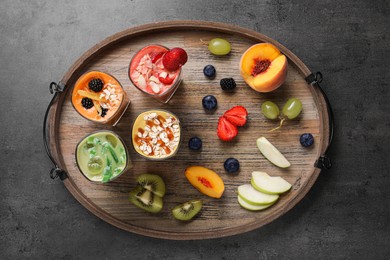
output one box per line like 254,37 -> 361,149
202,95 -> 218,110
224,158 -> 240,173
300,133 -> 314,147
189,137 -> 202,150
203,65 -> 216,78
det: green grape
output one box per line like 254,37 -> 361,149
208,38 -> 231,55
261,101 -> 280,120
282,98 -> 302,119
87,156 -> 104,175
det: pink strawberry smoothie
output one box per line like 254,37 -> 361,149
129,45 -> 181,98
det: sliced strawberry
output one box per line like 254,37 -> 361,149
150,51 -> 167,63
158,75 -> 174,84
162,48 -> 188,71
217,116 -> 238,141
223,106 -> 248,126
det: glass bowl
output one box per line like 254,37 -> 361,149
75,130 -> 132,183
128,45 -> 183,104
72,71 -> 130,126
131,109 -> 181,160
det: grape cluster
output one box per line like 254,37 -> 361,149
261,98 -> 302,131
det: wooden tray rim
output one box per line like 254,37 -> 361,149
49,20 -> 329,240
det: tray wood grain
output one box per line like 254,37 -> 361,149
48,21 -> 330,240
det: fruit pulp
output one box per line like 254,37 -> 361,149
172,200 -> 203,221
237,196 -> 275,211
132,110 -> 181,160
136,173 -> 166,197
239,43 -> 288,93
184,166 -> 225,198
129,45 -> 182,103
72,71 -> 130,126
129,186 -> 163,213
76,131 -> 130,183
251,171 -> 292,194
237,184 -> 279,205
256,137 -> 291,168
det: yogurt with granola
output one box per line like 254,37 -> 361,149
129,45 -> 182,103
71,71 -> 130,125
132,110 -> 181,160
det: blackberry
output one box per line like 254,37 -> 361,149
100,107 -> 108,117
81,97 -> 93,109
203,65 -> 216,78
88,78 -> 104,92
220,78 -> 236,91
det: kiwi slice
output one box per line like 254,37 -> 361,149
172,200 -> 202,221
129,186 -> 163,213
106,134 -> 118,147
136,174 -> 166,197
87,156 -> 104,175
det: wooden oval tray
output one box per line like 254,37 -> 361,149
45,21 -> 331,240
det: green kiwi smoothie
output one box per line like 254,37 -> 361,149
76,131 -> 129,183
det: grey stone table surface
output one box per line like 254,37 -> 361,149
1,0 -> 389,259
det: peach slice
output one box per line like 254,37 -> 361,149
185,166 -> 225,198
240,43 -> 288,93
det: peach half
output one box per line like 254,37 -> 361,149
240,43 -> 288,93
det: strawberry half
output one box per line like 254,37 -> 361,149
150,51 -> 167,63
217,116 -> 238,141
162,48 -> 188,71
223,106 -> 248,126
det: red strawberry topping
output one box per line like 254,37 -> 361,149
162,48 -> 188,71
217,116 -> 238,141
150,51 -> 167,63
223,106 -> 248,126
158,75 -> 174,85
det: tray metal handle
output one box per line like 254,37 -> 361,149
305,72 -> 333,170
43,82 -> 68,180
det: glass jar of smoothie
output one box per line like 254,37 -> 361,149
76,131 -> 131,183
132,109 -> 181,160
72,71 -> 130,126
129,45 -> 182,103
